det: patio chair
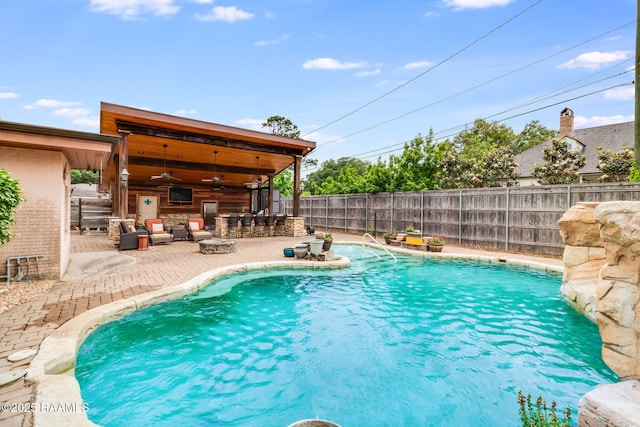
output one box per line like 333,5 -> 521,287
187,217 -> 212,242
118,221 -> 148,251
227,214 -> 240,239
144,218 -> 174,246
241,214 -> 253,238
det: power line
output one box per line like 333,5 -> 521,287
300,0 -> 544,138
312,20 -> 635,151
302,80 -> 634,172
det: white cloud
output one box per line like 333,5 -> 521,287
0,92 -> 19,99
23,99 -> 82,110
574,114 -> 634,128
174,108 -> 197,116
90,0 -> 180,19
424,11 -> 440,17
52,107 -> 91,119
190,0 -> 213,3
235,118 -> 263,131
303,58 -> 367,70
558,50 -> 632,70
354,68 -> 381,77
402,61 -> 432,70
604,87 -> 634,101
442,0 -> 514,10
195,6 -> 254,22
255,34 -> 289,47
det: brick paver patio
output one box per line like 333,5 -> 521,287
0,232 -> 562,427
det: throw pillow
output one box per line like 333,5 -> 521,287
129,225 -> 136,232
189,221 -> 200,231
151,223 -> 163,233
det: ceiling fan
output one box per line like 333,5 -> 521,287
202,150 -> 222,183
245,156 -> 262,189
150,144 -> 181,181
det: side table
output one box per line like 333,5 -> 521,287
169,226 -> 188,241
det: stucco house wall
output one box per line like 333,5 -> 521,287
0,146 -> 69,280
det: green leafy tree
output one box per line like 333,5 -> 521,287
306,157 -> 370,195
71,169 -> 98,184
438,149 -> 484,189
513,120 -> 557,155
386,131 -> 445,192
261,115 -> 301,139
453,119 -> 516,159
480,146 -> 520,187
532,139 -> 586,185
596,145 -> 635,182
630,158 -> 640,182
0,169 -> 26,246
261,115 -> 302,195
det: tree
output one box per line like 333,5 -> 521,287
261,115 -> 302,195
480,146 -> 520,187
71,169 -> 98,184
386,131 -> 445,192
0,169 -> 25,247
453,119 -> 516,159
306,157 -> 370,194
261,115 -> 301,139
532,139 -> 586,185
513,120 -> 557,155
596,145 -> 635,182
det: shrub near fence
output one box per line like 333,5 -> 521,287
282,182 -> 640,257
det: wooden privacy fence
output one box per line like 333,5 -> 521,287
282,182 -> 640,256
71,198 -> 112,233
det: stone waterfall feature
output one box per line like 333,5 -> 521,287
557,201 -> 640,426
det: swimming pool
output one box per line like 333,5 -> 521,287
75,245 -> 615,426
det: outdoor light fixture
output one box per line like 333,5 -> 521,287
120,168 -> 130,188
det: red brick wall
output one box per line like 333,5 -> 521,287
0,146 -> 68,280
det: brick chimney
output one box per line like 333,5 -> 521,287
559,107 -> 574,138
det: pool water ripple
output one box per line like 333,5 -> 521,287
76,247 -> 615,426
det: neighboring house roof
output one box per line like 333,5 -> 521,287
514,120 -> 634,178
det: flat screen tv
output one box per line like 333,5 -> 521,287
168,187 -> 193,204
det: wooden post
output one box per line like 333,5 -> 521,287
293,155 -> 301,217
267,173 -> 274,214
118,130 -> 130,220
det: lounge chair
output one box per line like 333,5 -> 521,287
144,219 -> 174,246
186,217 -> 212,242
118,221 -> 148,251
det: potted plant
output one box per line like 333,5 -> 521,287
406,226 -> 421,238
323,232 -> 333,251
427,235 -> 445,252
309,238 -> 324,255
383,231 -> 396,245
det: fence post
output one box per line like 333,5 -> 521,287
505,187 -> 510,251
458,191 -> 462,245
365,193 -> 369,234
391,193 -> 394,233
344,195 -> 348,232
566,185 -> 571,209
326,196 -> 329,230
420,191 -> 424,234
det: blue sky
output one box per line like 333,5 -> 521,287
0,0 -> 636,169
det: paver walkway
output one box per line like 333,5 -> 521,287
0,232 -> 562,427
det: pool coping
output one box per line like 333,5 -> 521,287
25,246 -> 562,427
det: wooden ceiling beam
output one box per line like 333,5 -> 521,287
116,121 -> 305,157
122,155 -> 275,175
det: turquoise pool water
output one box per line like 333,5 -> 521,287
75,246 -> 615,426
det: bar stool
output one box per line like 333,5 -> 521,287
254,213 -> 266,237
227,214 -> 240,239
265,214 -> 276,236
241,214 -> 253,238
274,214 -> 287,236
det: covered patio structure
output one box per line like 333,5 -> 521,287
99,102 -> 316,228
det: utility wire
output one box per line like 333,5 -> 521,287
300,0 -> 543,138
302,80 -> 634,172
312,21 -> 636,151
